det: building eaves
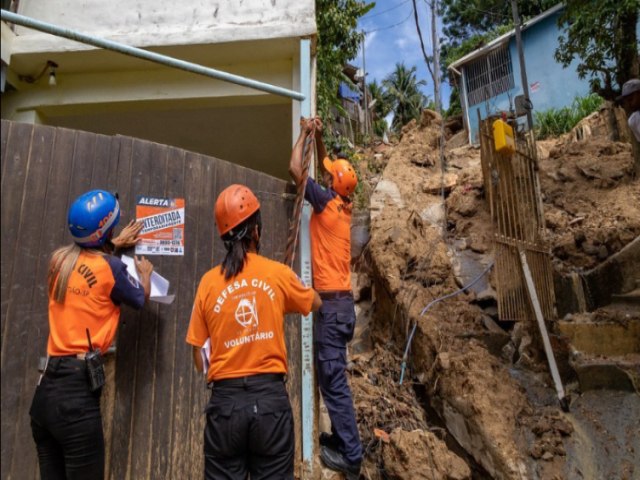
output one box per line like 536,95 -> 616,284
448,3 -> 563,72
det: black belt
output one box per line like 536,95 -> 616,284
319,291 -> 353,300
40,355 -> 87,374
209,373 -> 285,389
55,353 -> 89,360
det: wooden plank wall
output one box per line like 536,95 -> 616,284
0,120 -> 300,480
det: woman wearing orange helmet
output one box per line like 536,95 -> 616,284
289,119 -> 362,479
186,184 -> 321,480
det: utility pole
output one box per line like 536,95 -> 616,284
511,0 -> 534,131
361,31 -> 369,138
431,0 -> 441,113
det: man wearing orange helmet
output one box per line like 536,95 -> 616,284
186,184 -> 321,480
289,118 -> 362,479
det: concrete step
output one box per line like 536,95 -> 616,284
571,354 -> 639,393
610,287 -> 640,307
557,318 -> 639,357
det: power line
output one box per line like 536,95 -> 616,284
361,0 -> 411,20
433,0 -> 511,23
467,6 -> 510,20
410,0 -> 435,82
364,9 -> 413,34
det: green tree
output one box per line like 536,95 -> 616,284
440,0 -> 554,45
382,63 -> 428,132
555,0 -> 639,99
316,0 -> 374,133
367,79 -> 391,136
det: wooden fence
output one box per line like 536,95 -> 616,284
0,120 -> 303,479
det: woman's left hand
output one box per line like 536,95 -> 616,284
112,220 -> 143,249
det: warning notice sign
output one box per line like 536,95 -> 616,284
135,196 -> 185,256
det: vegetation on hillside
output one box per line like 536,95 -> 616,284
534,93 -> 604,139
316,0 -> 373,141
383,63 -> 429,132
367,79 -> 391,137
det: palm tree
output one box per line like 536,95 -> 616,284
382,63 -> 428,132
368,79 -> 392,137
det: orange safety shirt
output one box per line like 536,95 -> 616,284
48,251 -> 146,356
305,178 -> 352,291
186,252 -> 315,383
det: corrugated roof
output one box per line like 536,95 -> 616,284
448,3 -> 564,72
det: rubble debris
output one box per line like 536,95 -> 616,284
381,428 -> 471,480
348,106 -> 638,479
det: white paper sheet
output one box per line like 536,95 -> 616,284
120,254 -> 175,304
200,338 -> 211,376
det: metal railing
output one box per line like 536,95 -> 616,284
479,116 -> 555,322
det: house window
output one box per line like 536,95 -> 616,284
465,46 -> 515,106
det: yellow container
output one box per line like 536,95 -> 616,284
492,119 -> 515,154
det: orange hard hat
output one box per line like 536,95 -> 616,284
323,157 -> 358,197
214,184 -> 260,236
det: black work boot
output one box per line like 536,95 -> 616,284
319,432 -> 340,450
320,445 -> 361,480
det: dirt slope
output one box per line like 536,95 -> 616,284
348,108 -> 639,479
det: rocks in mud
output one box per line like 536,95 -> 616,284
423,172 -> 458,194
545,209 -> 569,230
420,109 -> 443,129
447,130 -> 469,150
528,410 -> 573,461
420,202 -> 445,226
370,179 -> 404,220
411,155 -> 436,167
447,188 -> 478,217
576,160 -> 628,188
381,428 -> 471,480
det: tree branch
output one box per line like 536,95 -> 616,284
412,0 -> 435,84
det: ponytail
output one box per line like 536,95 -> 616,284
48,244 -> 103,303
220,210 -> 261,280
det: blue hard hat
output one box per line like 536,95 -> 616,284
68,190 -> 120,247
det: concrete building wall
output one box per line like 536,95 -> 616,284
13,0 -> 315,53
1,1 -> 316,179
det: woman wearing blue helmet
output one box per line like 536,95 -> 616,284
29,189 -> 153,480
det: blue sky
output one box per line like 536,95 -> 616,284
353,0 -> 453,110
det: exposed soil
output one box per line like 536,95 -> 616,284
341,106 -> 639,479
539,137 -> 640,273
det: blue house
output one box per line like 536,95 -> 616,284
449,4 -> 594,144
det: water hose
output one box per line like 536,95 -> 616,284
399,261 -> 495,385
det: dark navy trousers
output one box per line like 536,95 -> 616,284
314,295 -> 363,464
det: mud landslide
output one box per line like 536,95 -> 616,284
349,108 -> 639,479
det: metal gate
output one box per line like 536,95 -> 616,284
478,117 -> 556,321
0,120 -> 303,479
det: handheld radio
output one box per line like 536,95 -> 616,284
85,328 -> 105,392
